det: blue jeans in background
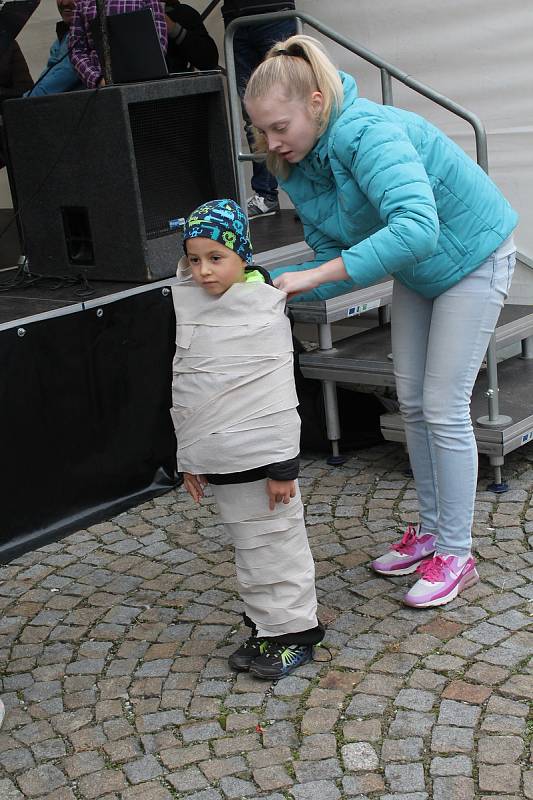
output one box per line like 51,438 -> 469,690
233,18 -> 297,200
391,248 -> 516,556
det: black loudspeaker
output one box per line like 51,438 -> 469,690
3,73 -> 237,281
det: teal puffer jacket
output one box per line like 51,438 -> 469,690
274,72 -> 518,301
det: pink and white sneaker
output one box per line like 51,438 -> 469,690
403,554 -> 479,608
371,524 -> 436,576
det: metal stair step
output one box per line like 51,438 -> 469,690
380,353 -> 533,456
299,304 -> 533,385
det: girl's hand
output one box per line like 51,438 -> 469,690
273,269 -> 320,300
266,479 -> 296,511
183,472 -> 207,503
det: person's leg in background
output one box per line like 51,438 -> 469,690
232,18 -> 296,217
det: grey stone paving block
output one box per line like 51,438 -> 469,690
524,770 -> 533,800
31,739 -> 67,760
385,763 -> 425,792
103,605 -> 142,625
293,757 -> 342,783
195,680 -> 231,697
486,695 -> 529,717
394,689 -> 436,711
16,764 -> 67,796
63,750 -> 105,778
199,756 -> 247,782
213,733 -> 260,757
253,764 -> 293,791
64,658 -> 105,675
342,718 -> 381,743
372,653 -> 419,674
272,676 -> 310,696
430,756 -> 472,776
158,624 -> 195,645
290,780 -> 341,800
137,710 -> 185,733
183,790 -> 223,800
437,700 -> 481,727
299,733 -> 338,760
264,698 -> 299,720
181,721 -> 226,743
218,776 -> 257,798
478,735 -> 524,763
432,776 -> 475,800
443,638 -> 482,658
0,779 -> 24,800
13,720 -> 55,745
263,721 -> 298,747
224,692 -> 264,709
431,726 -> 474,753
342,742 -> 379,770
423,654 -> 465,672
481,714 -> 526,734
479,592 -> 523,613
381,738 -> 424,762
123,754 -> 163,784
333,646 -> 376,669
167,767 -> 210,792
353,674 -> 402,697
478,645 -> 526,667
490,609 -> 532,630
379,794 -> 428,800
160,743 -> 210,770
478,764 -> 521,793
389,711 -> 435,737
0,747 -> 36,772
3,674 -> 35,691
135,659 -> 173,678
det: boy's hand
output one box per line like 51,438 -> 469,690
266,479 -> 296,511
183,472 -> 207,503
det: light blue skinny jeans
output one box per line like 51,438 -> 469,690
392,249 -> 516,556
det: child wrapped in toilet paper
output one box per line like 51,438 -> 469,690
170,199 -> 324,680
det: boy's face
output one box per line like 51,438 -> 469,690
186,237 -> 246,296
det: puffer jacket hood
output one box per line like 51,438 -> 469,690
276,71 -> 518,300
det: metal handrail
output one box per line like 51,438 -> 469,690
201,0 -> 222,22
224,9 -> 507,428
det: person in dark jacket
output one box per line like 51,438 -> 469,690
0,41 -> 33,106
164,0 -> 219,73
25,0 -> 82,97
222,0 -> 297,217
0,41 -> 33,168
245,34 -> 518,609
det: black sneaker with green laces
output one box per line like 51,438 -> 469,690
249,641 -> 313,680
228,636 -> 267,672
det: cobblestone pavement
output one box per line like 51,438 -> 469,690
1,442 -> 532,800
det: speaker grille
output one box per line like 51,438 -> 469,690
128,94 -> 216,239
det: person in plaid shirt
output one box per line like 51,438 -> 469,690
69,0 -> 168,88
